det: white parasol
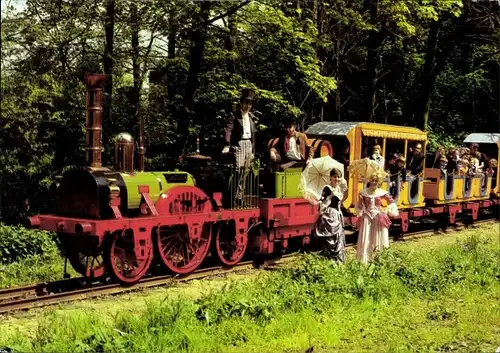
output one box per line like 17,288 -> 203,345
299,156 -> 345,204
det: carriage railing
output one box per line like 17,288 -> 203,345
225,160 -> 260,210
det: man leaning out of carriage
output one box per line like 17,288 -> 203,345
269,117 -> 314,171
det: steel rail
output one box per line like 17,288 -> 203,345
0,218 -> 497,314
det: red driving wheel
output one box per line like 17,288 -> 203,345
213,221 -> 248,266
155,224 -> 212,274
105,230 -> 153,285
154,186 -> 213,274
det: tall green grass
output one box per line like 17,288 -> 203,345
0,225 -> 71,288
2,233 -> 499,353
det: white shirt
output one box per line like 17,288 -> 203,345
285,136 -> 302,161
371,154 -> 385,169
241,111 -> 251,139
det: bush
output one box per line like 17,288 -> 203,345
0,224 -> 58,264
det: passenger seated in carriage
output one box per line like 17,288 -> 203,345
486,158 -> 497,178
337,145 -> 350,168
385,153 -> 398,171
369,144 -> 385,169
469,151 -> 483,175
470,143 -> 488,168
432,146 -> 446,168
445,148 -> 459,174
407,143 -> 425,176
269,118 -> 314,171
457,158 -> 469,176
438,155 -> 448,177
388,155 -> 406,196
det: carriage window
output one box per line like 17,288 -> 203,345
385,139 -> 405,167
361,136 -> 381,159
327,136 -> 349,159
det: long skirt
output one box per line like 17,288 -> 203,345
356,213 -> 390,264
314,207 -> 346,263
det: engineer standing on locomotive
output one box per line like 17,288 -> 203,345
222,89 -> 257,204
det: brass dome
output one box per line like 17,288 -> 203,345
114,132 -> 134,173
114,132 -> 134,143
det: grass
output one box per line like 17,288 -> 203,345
0,223 -> 499,353
0,252 -> 78,289
0,224 -> 78,289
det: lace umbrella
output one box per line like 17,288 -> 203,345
299,156 -> 345,204
347,158 -> 388,180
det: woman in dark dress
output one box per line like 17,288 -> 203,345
314,168 -> 348,263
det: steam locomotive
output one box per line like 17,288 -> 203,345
26,74 -> 500,285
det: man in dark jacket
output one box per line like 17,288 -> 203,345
470,143 -> 488,169
222,89 -> 258,205
407,143 -> 425,176
222,89 -> 257,169
269,118 -> 314,170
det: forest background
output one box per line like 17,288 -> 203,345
1,0 -> 499,223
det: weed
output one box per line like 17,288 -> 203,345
0,225 -> 58,264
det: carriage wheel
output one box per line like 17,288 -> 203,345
105,231 -> 153,285
67,251 -> 106,279
59,234 -> 106,279
213,221 -> 248,266
155,224 -> 212,274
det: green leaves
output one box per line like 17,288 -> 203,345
0,225 -> 58,264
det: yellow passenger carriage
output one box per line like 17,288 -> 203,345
423,133 -> 497,214
304,122 -> 427,213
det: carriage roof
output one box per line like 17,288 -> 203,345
463,133 -> 500,144
305,121 -> 427,141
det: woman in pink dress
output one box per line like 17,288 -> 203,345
355,173 -> 399,263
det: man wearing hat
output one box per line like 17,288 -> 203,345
222,89 -> 257,206
222,88 -> 257,168
470,143 -> 488,169
269,117 -> 314,170
388,154 -> 406,196
407,142 -> 425,176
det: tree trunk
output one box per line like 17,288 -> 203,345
364,0 -> 384,123
416,5 -> 469,131
103,0 -> 115,132
167,7 -> 177,103
174,1 -> 213,158
168,9 -> 176,59
415,20 -> 440,131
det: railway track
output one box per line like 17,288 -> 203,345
0,218 -> 496,315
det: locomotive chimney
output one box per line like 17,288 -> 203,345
83,73 -> 107,168
114,132 -> 135,173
